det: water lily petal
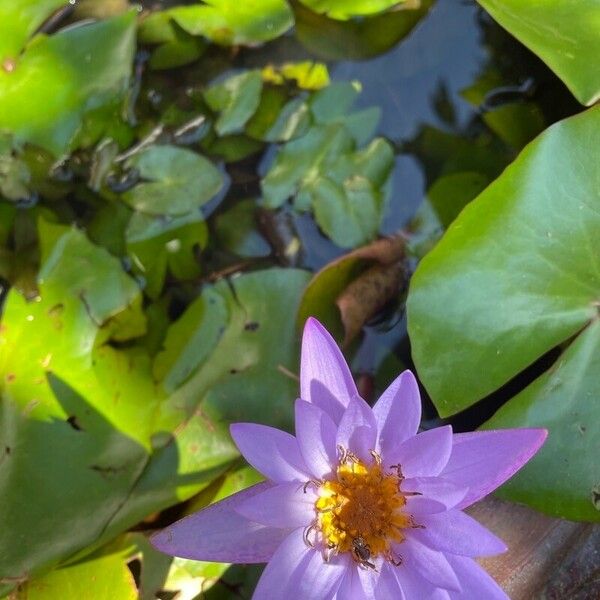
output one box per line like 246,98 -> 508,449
230,423 -> 310,483
373,370 -> 421,454
446,554 -> 509,599
386,425 -> 453,478
409,509 -> 507,557
399,537 -> 461,591
336,395 -> 377,462
255,527 -> 348,600
151,482 -> 288,563
394,567 -> 451,600
335,564 -> 367,600
300,317 -> 358,417
295,399 -> 338,479
442,429 -> 547,509
235,482 -> 317,528
252,528 -> 311,600
375,563 -> 406,600
403,476 -> 468,513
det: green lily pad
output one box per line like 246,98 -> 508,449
122,145 -> 223,216
0,221 -> 154,580
0,11 -> 136,156
157,268 -> 311,431
295,0 -> 434,60
204,71 -> 263,136
0,0 -> 67,59
299,0 -> 405,20
477,0 -> 600,105
140,0 -> 294,47
245,89 -> 310,143
261,61 -> 330,90
407,106 -> 600,520
153,287 -> 228,393
15,549 -> 137,599
486,319 -> 600,522
261,107 -> 394,248
126,211 -> 209,298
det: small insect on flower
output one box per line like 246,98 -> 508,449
351,536 -> 376,570
151,318 -> 548,599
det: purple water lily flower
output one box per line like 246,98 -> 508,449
152,318 -> 547,599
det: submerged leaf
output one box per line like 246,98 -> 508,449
204,71 -> 264,136
299,236 -> 405,341
261,93 -> 394,248
122,145 -> 223,216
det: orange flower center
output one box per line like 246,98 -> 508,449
315,454 -> 411,563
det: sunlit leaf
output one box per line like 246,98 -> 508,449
261,61 -> 330,90
140,0 -> 294,47
407,106 -> 600,520
0,11 -> 136,156
299,0 -> 406,20
0,221 -> 154,580
16,550 -> 137,599
0,0 -> 67,59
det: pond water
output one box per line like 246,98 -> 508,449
136,0 -> 579,430
204,0 -> 578,428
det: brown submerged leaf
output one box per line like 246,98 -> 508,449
298,235 -> 406,344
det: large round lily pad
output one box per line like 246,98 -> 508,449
407,106 -> 600,521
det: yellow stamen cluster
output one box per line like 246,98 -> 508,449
315,457 -> 410,559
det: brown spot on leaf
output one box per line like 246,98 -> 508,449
5,373 -> 15,383
244,321 -> 260,332
2,58 -> 16,73
66,415 -> 83,431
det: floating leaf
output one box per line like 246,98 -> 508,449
158,268 -> 311,431
262,106 -> 394,248
261,61 -> 330,90
246,89 -> 310,143
0,11 -> 136,156
140,0 -> 294,47
122,145 -> 223,216
295,0 -> 434,60
15,549 -> 137,600
407,106 -> 600,520
299,0 -> 406,20
0,221 -> 154,580
476,0 -> 600,105
406,171 -> 490,258
153,287 -> 228,393
126,211 -> 208,298
204,71 -> 263,136
0,0 -> 67,59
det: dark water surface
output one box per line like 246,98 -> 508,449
143,0 -> 579,426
